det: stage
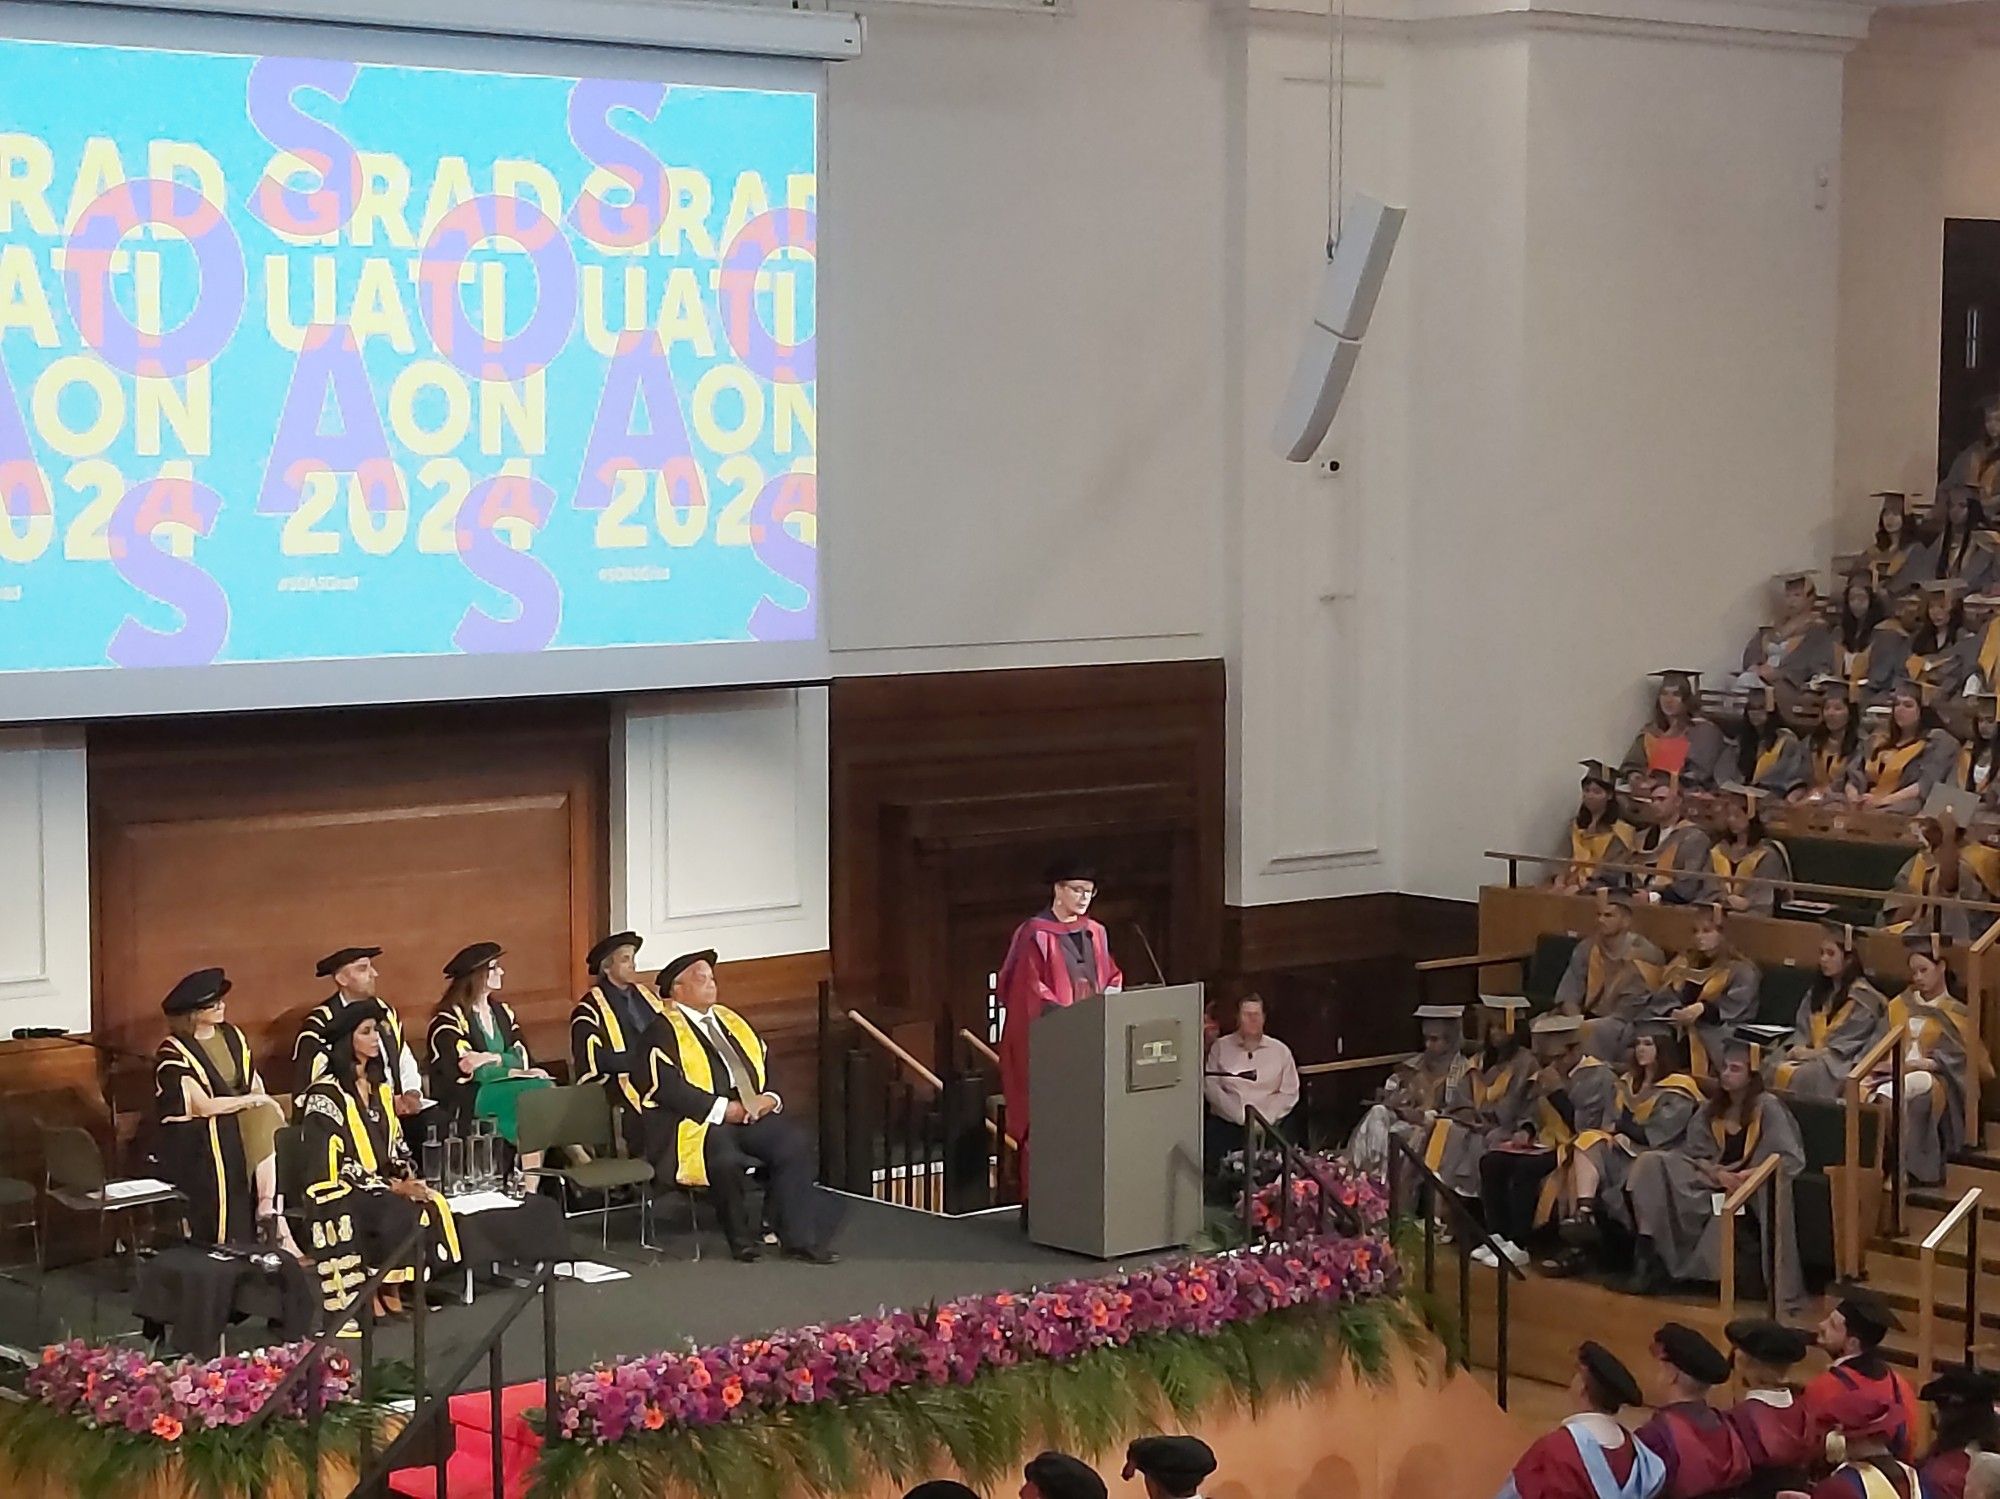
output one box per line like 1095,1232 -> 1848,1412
0,1196 -> 1175,1385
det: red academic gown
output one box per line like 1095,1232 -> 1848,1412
1635,1400 -> 1752,1499
1802,1359 -> 1919,1463
1507,1422 -> 1645,1499
1724,1392 -> 1818,1498
996,911 -> 1122,1190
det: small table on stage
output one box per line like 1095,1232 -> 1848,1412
134,1242 -> 321,1356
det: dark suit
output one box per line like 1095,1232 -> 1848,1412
648,1005 -> 838,1256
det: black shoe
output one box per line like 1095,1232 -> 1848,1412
731,1245 -> 762,1263
784,1246 -> 839,1266
1618,1241 -> 1667,1297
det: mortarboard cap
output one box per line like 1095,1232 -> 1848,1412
1024,1452 -> 1107,1499
1831,1283 -> 1902,1347
1650,669 -> 1704,690
1578,1341 -> 1644,1411
1724,1317 -> 1809,1369
1653,1322 -> 1730,1386
1919,1364 -> 2000,1406
1715,781 -> 1770,804
1902,930 -> 1946,961
1476,993 -> 1529,1013
586,931 -> 642,971
657,948 -> 720,995
321,998 -> 387,1053
1043,855 -> 1098,886
1530,1012 -> 1584,1037
1579,759 -> 1616,789
1819,917 -> 1858,951
1773,569 -> 1820,590
315,946 -> 381,980
1414,1003 -> 1464,1022
1921,578 -> 1971,601
443,941 -> 504,979
1123,1437 -> 1216,1496
162,967 -> 231,1016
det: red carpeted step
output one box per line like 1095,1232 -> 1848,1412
388,1381 -> 544,1499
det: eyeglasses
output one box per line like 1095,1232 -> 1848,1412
1057,882 -> 1096,897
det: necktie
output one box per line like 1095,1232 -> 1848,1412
705,1014 -> 759,1102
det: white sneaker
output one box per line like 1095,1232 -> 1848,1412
1499,1239 -> 1530,1266
1469,1244 -> 1499,1268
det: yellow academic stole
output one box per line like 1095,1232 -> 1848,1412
1868,737 -> 1927,794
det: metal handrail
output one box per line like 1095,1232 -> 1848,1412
1844,1022 -> 1910,1267
1383,1132 -> 1522,1410
1716,1153 -> 1782,1323
1918,1185 -> 1985,1392
1484,850 -> 2000,916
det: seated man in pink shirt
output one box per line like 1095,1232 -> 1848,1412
1203,994 -> 1301,1169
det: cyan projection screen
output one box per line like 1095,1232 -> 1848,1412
0,1 -> 825,721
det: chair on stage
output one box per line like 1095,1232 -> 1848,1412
0,1174 -> 38,1287
37,1123 -> 182,1337
514,1086 -> 657,1253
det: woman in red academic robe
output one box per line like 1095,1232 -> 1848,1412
996,858 -> 1124,1192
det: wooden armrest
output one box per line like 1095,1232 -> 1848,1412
1411,949 -> 1534,975
1923,1186 -> 1983,1252
1720,1153 -> 1781,1215
1973,919 -> 2000,956
1299,1053 -> 1414,1076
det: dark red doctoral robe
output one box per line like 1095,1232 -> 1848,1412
996,911 -> 1122,1190
1802,1360 -> 1919,1462
1921,1447 -> 1972,1499
1506,1422 -> 1646,1499
1635,1400 -> 1752,1499
1724,1391 -> 1817,1498
1808,1457 -> 1920,1498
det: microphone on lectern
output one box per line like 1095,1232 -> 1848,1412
1129,922 -> 1168,988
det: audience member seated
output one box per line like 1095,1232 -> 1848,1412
1633,1323 -> 1752,1499
1730,691 -> 1810,803
1424,995 -> 1537,1211
1474,1011 -> 1585,1269
1802,1286 -> 1917,1463
571,930 -> 670,1153
1628,775 -> 1715,908
1555,890 -> 1664,1059
1917,1365 -> 2000,1499
1933,486 -> 2000,594
1560,1023 -> 1700,1267
1022,1451 -> 1108,1499
1720,1318 -> 1815,1499
1859,589 -> 1925,707
1737,571 -> 1837,700
1834,577 -> 1882,687
1622,672 -> 1725,790
1764,921 -> 1888,1101
1945,403 -> 2000,506
1804,676 -> 1865,800
1876,934 -> 1989,1187
1861,493 -> 1934,604
1646,904 -> 1759,1079
1121,1436 -> 1216,1499
153,967 -> 294,1254
1709,783 -> 1793,917
296,946 -> 427,1123
1912,579 -> 1981,699
1956,690 -> 2000,797
1552,760 -> 1636,893
1849,684 -> 1959,811
1881,811 -> 1995,943
425,942 -> 553,1165
1347,1002 -> 1469,1178
1201,993 -> 1300,1165
1624,1039 -> 1804,1310
1495,1341 -> 1664,1499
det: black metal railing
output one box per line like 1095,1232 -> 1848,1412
1384,1133 -> 1524,1410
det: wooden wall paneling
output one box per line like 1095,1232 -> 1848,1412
87,701 -> 611,1094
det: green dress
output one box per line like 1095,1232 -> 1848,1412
467,1006 -> 552,1144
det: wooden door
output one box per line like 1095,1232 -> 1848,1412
1939,219 -> 2000,478
89,700 -> 610,1094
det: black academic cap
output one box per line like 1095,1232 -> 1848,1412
903,1484 -> 981,1499
161,967 -> 231,1016
1832,1284 -> 1902,1346
1819,917 -> 1858,951
1653,1322 -> 1730,1386
1919,1363 -> 2000,1406
586,931 -> 642,971
321,998 -> 387,1052
442,942 -> 504,979
1043,854 -> 1097,885
315,945 -> 382,979
1578,1341 -> 1643,1411
1579,759 -> 1616,790
1024,1452 -> 1107,1499
657,949 -> 719,996
1724,1318 -> 1809,1369
1903,931 -> 1947,962
1125,1437 -> 1216,1496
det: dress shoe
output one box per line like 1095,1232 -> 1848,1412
731,1245 -> 762,1263
784,1246 -> 840,1266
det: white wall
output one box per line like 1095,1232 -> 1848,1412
0,731 -> 91,1035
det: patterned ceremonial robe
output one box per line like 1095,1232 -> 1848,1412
569,979 -> 670,1114
996,911 -> 1123,1188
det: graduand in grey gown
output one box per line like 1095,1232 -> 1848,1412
1742,731 -> 1811,799
1740,623 -> 1837,693
1621,721 -> 1727,790
1574,1069 -> 1703,1233
1879,991 -> 1985,1186
1847,728 -> 1962,807
1859,621 -> 1918,706
1633,822 -> 1716,906
1554,933 -> 1664,1060
1347,1051 -> 1466,1178
1910,631 -> 1982,701
1626,1091 -> 1807,1312
1766,981 -> 1888,1102
1881,849 -> 1997,946
1422,1048 -> 1539,1199
1646,952 -> 1760,1078
1709,837 -> 1793,918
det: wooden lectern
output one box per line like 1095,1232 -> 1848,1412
1026,983 -> 1205,1258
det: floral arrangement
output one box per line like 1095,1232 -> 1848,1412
532,1206 -> 1418,1499
1240,1152 -> 1391,1239
24,1339 -> 358,1441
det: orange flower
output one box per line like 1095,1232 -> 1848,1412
643,1406 -> 666,1430
688,1362 -> 713,1390
721,1378 -> 744,1409
1187,1284 -> 1209,1304
1090,1304 -> 1111,1328
151,1415 -> 184,1442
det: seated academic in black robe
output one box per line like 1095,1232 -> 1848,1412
570,930 -> 672,1152
152,968 -> 293,1253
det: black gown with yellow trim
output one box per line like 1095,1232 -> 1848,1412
294,993 -> 417,1096
153,1025 -> 264,1246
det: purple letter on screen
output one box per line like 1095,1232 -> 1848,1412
259,325 -> 404,516
453,473 -> 560,654
415,196 -> 576,383
64,179 -> 245,378
717,208 -> 815,386
747,469 -> 815,642
567,80 -> 670,251
105,475 -> 228,667
247,57 -> 363,239
572,330 -> 705,514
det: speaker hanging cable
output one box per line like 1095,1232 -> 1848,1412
1326,0 -> 1347,256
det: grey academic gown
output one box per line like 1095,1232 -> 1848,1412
1743,731 -> 1811,800
1740,623 -> 1838,692
1626,1091 -> 1807,1313
1620,721 -> 1727,790
1584,1073 -> 1704,1233
1882,991 -> 1983,1187
1765,981 -> 1888,1102
1554,933 -> 1665,1060
1860,622 -> 1918,706
1348,1051 -> 1467,1179
1881,850 -> 1995,945
1633,822 -> 1716,907
1647,953 -> 1761,1079
1423,1048 -> 1540,1199
1847,729 -> 1961,806
1909,631 -> 1982,701
1709,837 -> 1793,918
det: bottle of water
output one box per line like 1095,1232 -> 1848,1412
473,1121 -> 495,1188
422,1126 -> 444,1185
444,1123 -> 464,1194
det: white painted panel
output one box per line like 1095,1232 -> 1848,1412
0,730 -> 90,1034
